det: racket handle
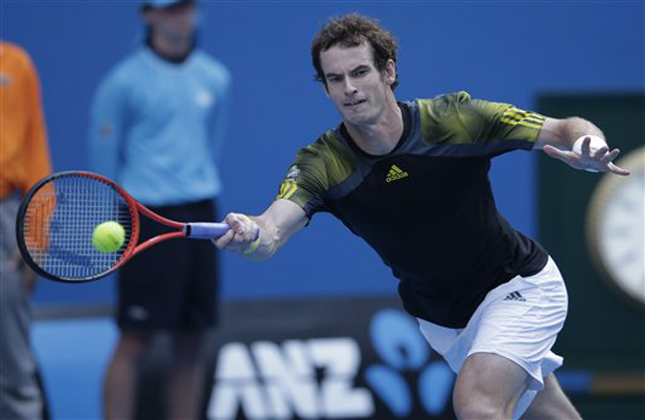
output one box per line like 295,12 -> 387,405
185,222 -> 230,239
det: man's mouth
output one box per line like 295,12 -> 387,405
344,99 -> 366,107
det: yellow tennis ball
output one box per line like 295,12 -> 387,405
92,221 -> 126,253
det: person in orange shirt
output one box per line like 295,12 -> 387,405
0,40 -> 52,420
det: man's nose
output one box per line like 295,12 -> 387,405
343,78 -> 358,96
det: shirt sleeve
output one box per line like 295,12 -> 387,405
419,92 -> 546,155
88,74 -> 128,181
468,96 -> 545,148
275,147 -> 329,218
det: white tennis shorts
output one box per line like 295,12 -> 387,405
417,256 -> 568,418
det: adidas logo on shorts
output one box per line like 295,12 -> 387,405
503,291 -> 526,302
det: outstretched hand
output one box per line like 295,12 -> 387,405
543,136 -> 630,176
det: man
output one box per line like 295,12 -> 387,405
0,40 -> 52,420
88,0 -> 231,418
215,14 -> 629,420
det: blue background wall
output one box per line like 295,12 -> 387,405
3,0 -> 644,306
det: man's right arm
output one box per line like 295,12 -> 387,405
214,199 -> 308,261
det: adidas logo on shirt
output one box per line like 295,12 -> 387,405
503,291 -> 526,302
385,164 -> 409,183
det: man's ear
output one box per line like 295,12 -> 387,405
384,59 -> 396,86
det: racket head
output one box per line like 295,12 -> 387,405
16,171 -> 140,283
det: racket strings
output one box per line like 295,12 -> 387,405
23,174 -> 134,281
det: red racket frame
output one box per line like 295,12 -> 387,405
16,171 -> 227,282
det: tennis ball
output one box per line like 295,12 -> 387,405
92,221 -> 126,253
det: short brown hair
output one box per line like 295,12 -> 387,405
311,14 -> 399,90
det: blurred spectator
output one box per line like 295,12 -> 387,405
88,0 -> 231,418
0,40 -> 52,420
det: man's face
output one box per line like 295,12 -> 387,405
144,3 -> 197,43
319,42 -> 394,127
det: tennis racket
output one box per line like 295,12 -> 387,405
16,171 -> 230,283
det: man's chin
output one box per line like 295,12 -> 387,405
343,113 -> 375,128
340,109 -> 365,123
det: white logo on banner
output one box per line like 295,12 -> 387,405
207,337 -> 374,419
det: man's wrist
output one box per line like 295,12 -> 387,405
243,230 -> 261,254
239,214 -> 261,254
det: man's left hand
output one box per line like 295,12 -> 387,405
543,136 -> 630,176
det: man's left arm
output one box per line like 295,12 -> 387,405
534,117 -> 630,176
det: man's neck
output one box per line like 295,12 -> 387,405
345,97 -> 403,156
149,33 -> 193,62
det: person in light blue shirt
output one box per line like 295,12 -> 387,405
88,1 -> 231,418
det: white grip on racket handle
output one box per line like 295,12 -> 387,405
185,223 -> 230,239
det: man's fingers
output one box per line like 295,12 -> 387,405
601,148 -> 620,164
222,213 -> 248,237
543,145 -> 575,164
601,148 -> 630,175
581,136 -> 591,156
227,213 -> 246,229
542,145 -> 566,158
593,148 -> 628,174
592,145 -> 609,160
213,229 -> 234,248
215,213 -> 259,251
230,220 -> 248,237
607,162 -> 631,176
214,230 -> 246,251
545,140 -> 630,176
233,217 -> 255,241
542,144 -> 558,154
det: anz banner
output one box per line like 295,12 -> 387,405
202,297 -> 457,420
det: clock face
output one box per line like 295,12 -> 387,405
587,147 -> 645,309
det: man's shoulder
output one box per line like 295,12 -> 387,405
415,91 -> 472,111
99,49 -> 146,87
411,91 -> 494,144
288,130 -> 359,192
414,91 -> 479,126
192,50 -> 231,80
294,130 -> 358,174
301,130 -> 348,156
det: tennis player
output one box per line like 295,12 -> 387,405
215,14 -> 628,420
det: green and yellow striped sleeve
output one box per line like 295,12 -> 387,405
275,131 -> 358,216
471,98 -> 545,146
418,91 -> 545,151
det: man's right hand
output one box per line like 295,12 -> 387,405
213,200 -> 308,261
213,213 -> 260,254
